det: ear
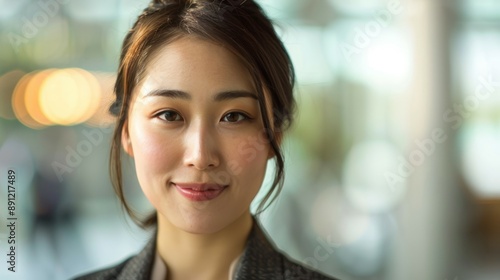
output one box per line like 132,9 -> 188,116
121,121 -> 134,157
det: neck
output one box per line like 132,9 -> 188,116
156,211 -> 253,280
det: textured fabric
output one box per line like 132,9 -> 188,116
73,218 -> 338,280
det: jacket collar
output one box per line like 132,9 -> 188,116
114,216 -> 284,280
115,230 -> 156,280
233,217 -> 285,279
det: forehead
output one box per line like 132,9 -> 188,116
137,35 -> 255,97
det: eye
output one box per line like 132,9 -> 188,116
221,112 -> 251,123
157,110 -> 183,122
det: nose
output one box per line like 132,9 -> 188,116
183,122 -> 220,170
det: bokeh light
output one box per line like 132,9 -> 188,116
0,70 -> 25,120
342,140 -> 406,213
25,69 -> 54,126
70,68 -> 101,123
85,72 -> 116,127
12,73 -> 46,129
461,122 -> 500,197
39,68 -> 100,126
310,187 -> 370,246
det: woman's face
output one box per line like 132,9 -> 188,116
122,36 -> 273,234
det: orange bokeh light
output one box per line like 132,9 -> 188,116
39,68 -> 101,126
25,69 -> 54,126
0,70 -> 25,120
12,73 -> 46,129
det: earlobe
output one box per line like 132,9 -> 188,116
267,132 -> 282,159
121,122 -> 134,157
267,149 -> 275,159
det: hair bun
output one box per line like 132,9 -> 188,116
149,0 -> 191,6
142,0 -> 180,17
150,0 -> 177,4
149,0 -> 247,6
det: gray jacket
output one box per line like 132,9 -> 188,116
73,219 -> 338,280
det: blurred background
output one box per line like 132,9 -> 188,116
0,0 -> 499,279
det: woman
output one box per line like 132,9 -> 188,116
75,0 -> 337,279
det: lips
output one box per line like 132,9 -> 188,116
173,183 -> 228,201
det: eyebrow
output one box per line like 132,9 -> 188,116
143,89 -> 258,101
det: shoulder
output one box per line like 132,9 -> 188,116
281,255 -> 338,280
72,257 -> 131,280
71,235 -> 156,280
238,217 -> 339,280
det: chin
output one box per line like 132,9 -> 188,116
168,211 -> 231,235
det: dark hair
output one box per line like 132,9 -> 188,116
109,0 -> 296,228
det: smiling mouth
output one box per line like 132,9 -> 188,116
172,182 -> 228,201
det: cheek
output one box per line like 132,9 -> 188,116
130,123 -> 180,180
227,132 -> 270,180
